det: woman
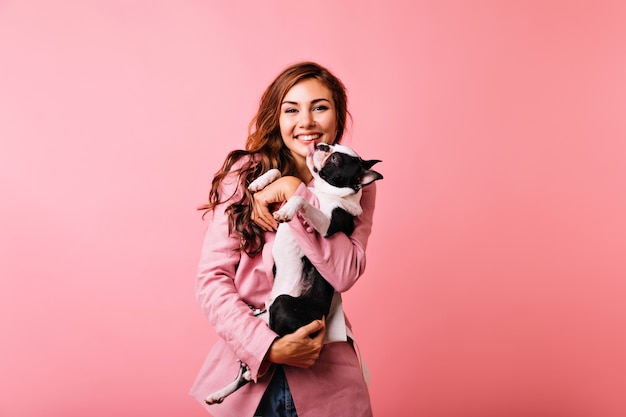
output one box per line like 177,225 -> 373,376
190,62 -> 376,417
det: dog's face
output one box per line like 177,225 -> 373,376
307,143 -> 383,195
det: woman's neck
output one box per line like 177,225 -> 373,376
295,159 -> 313,184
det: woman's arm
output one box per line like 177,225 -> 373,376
195,169 -> 277,381
288,182 -> 377,292
197,167 -> 329,375
250,176 -> 302,232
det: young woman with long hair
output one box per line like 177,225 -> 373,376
191,62 -> 376,417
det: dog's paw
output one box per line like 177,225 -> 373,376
205,393 -> 225,405
274,196 -> 305,223
242,368 -> 252,381
248,169 -> 281,192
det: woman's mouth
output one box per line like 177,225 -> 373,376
296,133 -> 322,141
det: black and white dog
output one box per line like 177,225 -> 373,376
205,143 -> 382,405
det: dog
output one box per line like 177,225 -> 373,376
204,143 -> 382,405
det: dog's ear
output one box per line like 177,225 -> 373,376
359,169 -> 383,188
362,159 -> 381,170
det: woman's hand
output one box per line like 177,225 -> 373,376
251,176 -> 303,231
267,318 -> 326,368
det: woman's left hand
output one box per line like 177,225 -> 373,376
267,318 -> 326,368
250,176 -> 302,231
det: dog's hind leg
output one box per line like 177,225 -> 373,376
204,361 -> 252,405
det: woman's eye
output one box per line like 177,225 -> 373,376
313,105 -> 328,112
284,108 -> 297,114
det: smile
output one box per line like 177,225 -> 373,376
296,133 -> 321,141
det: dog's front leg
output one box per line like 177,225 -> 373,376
295,201 -> 332,236
274,196 -> 331,236
248,169 -> 281,192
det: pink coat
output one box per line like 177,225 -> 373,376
190,157 -> 376,417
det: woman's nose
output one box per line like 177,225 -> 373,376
298,111 -> 315,127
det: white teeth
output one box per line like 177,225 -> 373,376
298,134 -> 320,141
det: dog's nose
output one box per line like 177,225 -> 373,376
316,143 -> 330,152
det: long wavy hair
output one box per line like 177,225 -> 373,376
199,62 -> 351,256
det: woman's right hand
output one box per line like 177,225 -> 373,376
267,318 -> 326,368
250,176 -> 303,232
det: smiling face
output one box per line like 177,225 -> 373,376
279,78 -> 338,169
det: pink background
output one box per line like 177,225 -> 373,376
2,1 -> 626,416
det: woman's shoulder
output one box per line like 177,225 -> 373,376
216,151 -> 259,191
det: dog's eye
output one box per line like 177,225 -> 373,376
329,154 -> 341,165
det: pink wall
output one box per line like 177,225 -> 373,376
2,1 -> 626,416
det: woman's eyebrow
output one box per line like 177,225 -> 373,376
281,98 -> 331,106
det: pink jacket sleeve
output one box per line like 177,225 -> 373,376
195,168 -> 277,381
287,182 -> 377,293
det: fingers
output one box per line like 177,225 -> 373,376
311,317 -> 327,345
251,193 -> 278,231
299,319 -> 326,367
297,318 -> 325,338
268,319 -> 326,368
297,318 -> 326,346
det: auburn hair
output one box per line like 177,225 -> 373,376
199,61 -> 350,256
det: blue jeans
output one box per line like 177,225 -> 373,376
253,366 -> 298,417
